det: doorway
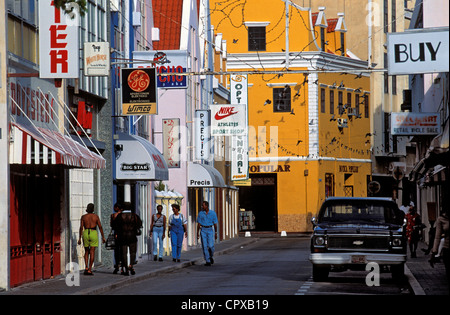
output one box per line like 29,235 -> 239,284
238,174 -> 277,232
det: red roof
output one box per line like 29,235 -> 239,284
152,0 -> 183,50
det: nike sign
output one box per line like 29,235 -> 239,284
214,106 -> 238,120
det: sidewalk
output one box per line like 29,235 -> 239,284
2,237 -> 448,295
405,241 -> 449,295
2,236 -> 259,295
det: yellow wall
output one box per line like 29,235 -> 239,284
211,0 -> 372,232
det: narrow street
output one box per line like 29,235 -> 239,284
103,237 -> 411,295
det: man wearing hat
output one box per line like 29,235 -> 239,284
405,201 -> 422,258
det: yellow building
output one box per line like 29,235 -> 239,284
210,0 -> 371,232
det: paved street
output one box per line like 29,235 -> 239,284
102,237 -> 411,295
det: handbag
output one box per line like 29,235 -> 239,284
105,231 -> 115,250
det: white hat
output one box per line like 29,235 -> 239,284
410,201 -> 415,207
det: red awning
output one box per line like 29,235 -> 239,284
10,121 -> 105,169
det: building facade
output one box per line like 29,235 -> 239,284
1,0 -> 110,289
210,0 -> 371,233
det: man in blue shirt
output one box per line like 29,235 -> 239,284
197,201 -> 218,266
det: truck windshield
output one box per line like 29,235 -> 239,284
320,201 -> 402,225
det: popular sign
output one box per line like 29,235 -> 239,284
387,27 -> 449,75
210,104 -> 247,136
121,68 -> 157,115
39,0 -> 79,79
391,112 -> 440,135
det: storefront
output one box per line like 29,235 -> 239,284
114,131 -> 169,258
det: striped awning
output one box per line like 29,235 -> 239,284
10,121 -> 106,169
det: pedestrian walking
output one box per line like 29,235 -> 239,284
112,202 -> 142,276
405,202 -> 422,258
430,210 -> 449,285
110,202 -> 123,274
150,205 -> 166,261
196,201 -> 218,266
168,204 -> 187,262
77,203 -> 106,275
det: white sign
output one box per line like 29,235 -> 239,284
195,110 -> 211,160
231,135 -> 249,181
387,28 -> 449,75
133,50 -> 188,88
39,0 -> 79,79
231,74 -> 248,105
391,112 -> 440,135
210,104 -> 247,136
84,42 -> 110,76
163,119 -> 180,168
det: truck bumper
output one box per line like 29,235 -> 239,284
309,252 -> 406,265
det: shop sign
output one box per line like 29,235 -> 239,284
387,28 -> 449,75
391,112 -> 440,135
249,164 -> 291,173
231,135 -> 249,180
163,119 -> 180,168
39,0 -> 79,79
195,110 -> 211,160
210,104 -> 247,136
133,51 -> 188,88
84,42 -> 110,76
231,74 -> 248,105
121,68 -> 157,115
339,165 -> 359,173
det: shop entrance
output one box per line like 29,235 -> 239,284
238,174 -> 277,232
9,166 -> 62,287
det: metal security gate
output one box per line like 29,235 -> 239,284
9,166 -> 62,287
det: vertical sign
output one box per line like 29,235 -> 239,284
163,119 -> 180,168
230,74 -> 248,104
195,110 -> 210,160
231,135 -> 249,181
230,74 -> 249,180
39,0 -> 79,78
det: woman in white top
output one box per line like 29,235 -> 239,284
150,205 -> 166,261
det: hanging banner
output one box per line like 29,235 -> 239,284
210,104 -> 247,136
162,118 -> 180,168
121,68 -> 157,115
231,135 -> 249,181
39,0 -> 79,79
195,110 -> 211,160
230,74 -> 248,105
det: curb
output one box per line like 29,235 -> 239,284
405,264 -> 426,295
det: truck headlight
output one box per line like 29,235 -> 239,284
314,236 -> 325,246
392,238 -> 402,247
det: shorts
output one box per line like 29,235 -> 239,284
82,229 -> 99,248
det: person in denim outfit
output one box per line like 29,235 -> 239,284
168,204 -> 187,262
150,205 -> 166,261
196,201 -> 218,266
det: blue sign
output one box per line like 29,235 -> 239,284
157,66 -> 187,88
